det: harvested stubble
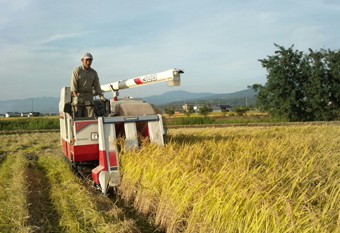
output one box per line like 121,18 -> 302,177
0,133 -> 139,233
119,125 -> 340,232
0,151 -> 30,233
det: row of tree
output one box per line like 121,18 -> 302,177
163,105 -> 212,117
249,44 -> 340,121
162,105 -> 250,117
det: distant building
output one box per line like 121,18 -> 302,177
182,103 -> 233,113
28,112 -> 41,117
182,104 -> 195,112
211,106 -> 222,112
219,105 -> 233,112
5,112 -> 20,117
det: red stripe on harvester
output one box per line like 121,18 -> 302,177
109,151 -> 117,166
75,120 -> 97,132
59,111 -> 64,118
134,78 -> 143,84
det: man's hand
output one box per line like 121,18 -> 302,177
100,96 -> 108,102
72,96 -> 78,105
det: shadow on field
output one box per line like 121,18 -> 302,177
166,132 -> 276,145
0,151 -> 7,165
24,152 -> 63,233
72,165 -> 164,233
108,193 -> 165,233
166,134 -> 231,145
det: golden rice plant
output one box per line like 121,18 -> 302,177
0,151 -> 30,233
119,125 -> 340,232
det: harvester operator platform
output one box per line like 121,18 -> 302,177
70,52 -> 107,117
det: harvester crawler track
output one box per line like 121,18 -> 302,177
66,159 -> 104,193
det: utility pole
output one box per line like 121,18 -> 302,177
31,99 -> 33,112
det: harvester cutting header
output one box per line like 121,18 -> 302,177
59,68 -> 184,195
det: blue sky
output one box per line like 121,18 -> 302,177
1,0 -> 340,100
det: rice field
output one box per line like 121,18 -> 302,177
0,132 -> 141,233
120,124 -> 340,232
0,123 -> 339,232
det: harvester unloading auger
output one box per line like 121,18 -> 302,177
59,69 -> 184,195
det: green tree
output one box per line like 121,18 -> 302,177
150,104 -> 162,114
163,106 -> 175,117
249,44 -> 340,121
198,105 -> 212,117
221,108 -> 228,117
184,105 -> 195,117
233,106 -> 250,116
304,49 -> 340,120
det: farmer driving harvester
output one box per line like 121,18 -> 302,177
71,52 -> 107,117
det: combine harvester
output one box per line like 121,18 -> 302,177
59,69 -> 184,195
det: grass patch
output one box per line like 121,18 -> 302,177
0,113 -> 284,131
0,117 -> 59,130
165,115 -> 286,125
167,117 -> 216,125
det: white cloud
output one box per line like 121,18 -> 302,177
0,0 -> 340,101
37,32 -> 89,45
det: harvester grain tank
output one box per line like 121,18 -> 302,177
59,69 -> 184,194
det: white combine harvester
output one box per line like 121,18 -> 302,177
59,69 -> 184,194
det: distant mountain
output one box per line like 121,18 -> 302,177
211,89 -> 257,99
0,89 -> 257,114
143,89 -> 257,106
143,90 -> 217,105
0,97 -> 59,114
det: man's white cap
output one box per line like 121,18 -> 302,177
82,52 -> 93,60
